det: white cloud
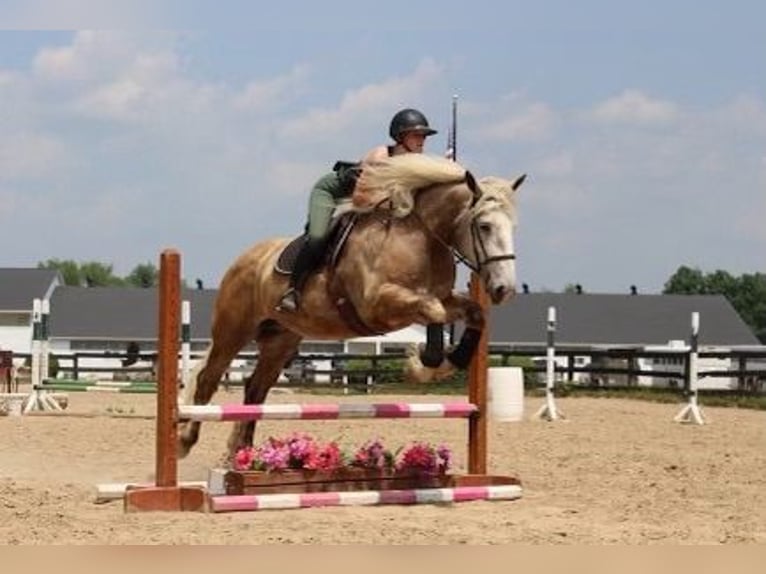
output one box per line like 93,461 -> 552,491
717,94 -> 766,135
282,59 -> 444,140
477,101 -> 556,142
589,89 -> 678,124
0,132 -> 73,181
234,65 -> 310,112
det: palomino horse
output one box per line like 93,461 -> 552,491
179,154 -> 525,460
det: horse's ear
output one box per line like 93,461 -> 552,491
511,173 -> 527,191
465,171 -> 480,198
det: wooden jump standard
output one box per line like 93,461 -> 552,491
123,249 -> 519,512
124,250 -> 207,511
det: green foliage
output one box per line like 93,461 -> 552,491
79,261 -> 126,286
664,266 -> 766,343
126,263 -> 159,288
38,259 -> 160,288
38,259 -> 81,286
341,353 -> 539,392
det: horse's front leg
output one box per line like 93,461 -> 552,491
226,328 -> 302,464
443,292 -> 486,369
404,293 -> 485,383
367,284 -> 453,383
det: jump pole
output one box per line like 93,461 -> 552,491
674,311 -> 705,425
181,300 -> 191,387
534,306 -> 565,421
124,249 -> 207,512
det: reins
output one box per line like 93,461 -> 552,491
410,193 -> 515,275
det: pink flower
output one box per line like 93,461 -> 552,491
307,441 -> 344,471
396,442 -> 451,475
350,438 -> 394,470
233,446 -> 256,470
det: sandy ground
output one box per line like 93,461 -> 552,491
1,386 -> 765,545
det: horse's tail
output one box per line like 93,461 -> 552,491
180,346 -> 211,405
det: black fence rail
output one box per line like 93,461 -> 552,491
10,346 -> 766,394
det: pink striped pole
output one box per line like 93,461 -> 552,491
178,402 -> 478,422
210,484 -> 523,513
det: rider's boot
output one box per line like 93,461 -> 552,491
276,237 -> 325,312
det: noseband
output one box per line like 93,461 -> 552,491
466,216 -> 516,274
411,180 -> 515,275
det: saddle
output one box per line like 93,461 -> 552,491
274,213 -> 382,336
274,213 -> 357,276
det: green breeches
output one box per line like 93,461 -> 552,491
306,172 -> 342,239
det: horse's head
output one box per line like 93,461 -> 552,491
352,154 -> 525,304
455,171 -> 526,304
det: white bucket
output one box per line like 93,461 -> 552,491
488,367 -> 524,422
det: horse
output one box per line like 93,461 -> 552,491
178,154 -> 526,461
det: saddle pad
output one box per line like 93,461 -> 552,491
274,235 -> 307,275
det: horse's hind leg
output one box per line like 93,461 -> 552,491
226,322 -> 302,461
178,323 -> 255,459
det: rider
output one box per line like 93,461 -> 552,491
276,108 -> 439,312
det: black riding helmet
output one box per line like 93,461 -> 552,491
389,108 -> 438,142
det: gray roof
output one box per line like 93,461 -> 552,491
489,293 -> 759,347
0,279 -> 749,347
49,286 -> 216,341
0,268 -> 62,311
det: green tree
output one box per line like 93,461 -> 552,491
126,263 -> 158,288
664,266 -> 766,343
662,265 -> 705,293
79,261 -> 125,287
38,259 -> 81,286
563,283 -> 584,294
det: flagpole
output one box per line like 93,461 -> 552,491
447,94 -> 458,345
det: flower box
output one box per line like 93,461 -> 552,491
223,467 -> 452,496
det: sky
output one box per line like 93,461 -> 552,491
1,2 -> 764,294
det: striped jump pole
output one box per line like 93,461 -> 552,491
674,311 -> 706,425
31,299 -> 42,391
181,300 -> 191,388
534,306 -> 565,421
179,402 -> 478,422
211,483 -> 522,513
23,299 -> 65,414
40,299 -> 51,384
36,382 -> 157,394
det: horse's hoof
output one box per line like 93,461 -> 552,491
177,441 -> 191,459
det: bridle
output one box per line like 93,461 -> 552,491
412,173 -> 516,275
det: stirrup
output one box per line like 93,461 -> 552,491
276,288 -> 300,312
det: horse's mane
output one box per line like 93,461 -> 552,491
476,176 -> 518,223
352,154 -> 467,217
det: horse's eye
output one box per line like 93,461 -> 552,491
479,222 -> 492,234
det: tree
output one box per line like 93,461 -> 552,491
126,263 -> 158,288
79,262 -> 125,287
563,283 -> 584,294
38,259 -> 81,286
662,266 -> 705,294
664,266 -> 766,343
